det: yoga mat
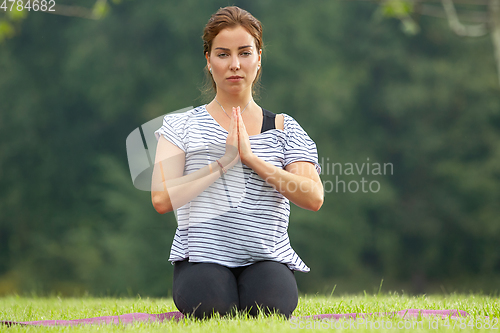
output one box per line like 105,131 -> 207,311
1,309 -> 470,327
299,309 -> 470,320
1,312 -> 184,327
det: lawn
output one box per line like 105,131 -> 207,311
0,292 -> 498,332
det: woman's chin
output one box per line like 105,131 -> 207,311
219,85 -> 251,96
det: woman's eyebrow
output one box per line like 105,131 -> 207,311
214,45 -> 253,51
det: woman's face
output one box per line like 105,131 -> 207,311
206,25 -> 262,96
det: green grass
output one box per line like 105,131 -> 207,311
1,292 -> 499,332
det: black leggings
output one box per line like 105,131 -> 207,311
172,259 -> 298,319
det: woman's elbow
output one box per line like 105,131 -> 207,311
310,186 -> 324,211
310,195 -> 323,211
152,192 -> 172,214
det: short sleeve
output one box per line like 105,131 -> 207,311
154,115 -> 186,152
283,114 -> 321,175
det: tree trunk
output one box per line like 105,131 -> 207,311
490,0 -> 500,87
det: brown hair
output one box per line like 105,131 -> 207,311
200,6 -> 264,100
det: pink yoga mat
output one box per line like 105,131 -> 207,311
1,309 -> 470,327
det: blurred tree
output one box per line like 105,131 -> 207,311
370,0 -> 500,86
1,0 -> 499,297
0,0 -> 112,42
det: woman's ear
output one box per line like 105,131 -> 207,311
205,52 -> 210,69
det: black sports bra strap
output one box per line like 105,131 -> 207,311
260,108 -> 276,133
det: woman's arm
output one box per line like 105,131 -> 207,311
235,108 -> 323,211
245,157 -> 324,211
150,137 -> 237,214
151,108 -> 240,214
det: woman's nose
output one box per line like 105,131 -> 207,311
230,56 -> 240,71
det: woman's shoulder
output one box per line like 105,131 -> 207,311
258,110 -> 303,134
280,113 -> 316,141
280,113 -> 301,130
162,105 -> 205,126
165,105 -> 203,118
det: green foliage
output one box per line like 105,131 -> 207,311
377,0 -> 419,35
0,20 -> 15,42
380,0 -> 413,17
92,0 -> 111,19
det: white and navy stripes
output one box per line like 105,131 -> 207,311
154,104 -> 321,272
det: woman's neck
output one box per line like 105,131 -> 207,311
213,91 -> 255,112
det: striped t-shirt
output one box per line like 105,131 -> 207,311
154,104 -> 321,272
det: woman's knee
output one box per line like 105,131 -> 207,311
173,261 -> 239,319
238,261 -> 298,318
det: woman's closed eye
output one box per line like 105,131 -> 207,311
217,51 -> 252,58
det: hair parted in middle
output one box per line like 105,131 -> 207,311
201,6 -> 264,98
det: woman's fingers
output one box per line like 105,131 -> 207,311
224,107 -> 238,161
233,107 -> 240,141
237,107 -> 246,133
234,106 -> 239,126
228,107 -> 236,133
235,106 -> 254,166
228,108 -> 238,143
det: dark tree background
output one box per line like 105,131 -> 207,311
0,0 -> 499,296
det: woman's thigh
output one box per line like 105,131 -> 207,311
172,260 -> 239,319
237,261 -> 298,318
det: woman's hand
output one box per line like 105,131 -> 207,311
235,106 -> 256,166
223,106 -> 239,164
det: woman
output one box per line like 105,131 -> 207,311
151,6 -> 323,319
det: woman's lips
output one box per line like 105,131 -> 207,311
227,76 -> 243,82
